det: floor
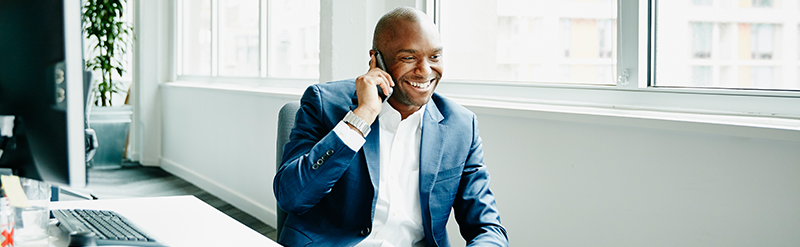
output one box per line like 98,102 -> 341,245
58,164 -> 279,241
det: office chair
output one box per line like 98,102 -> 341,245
275,101 -> 300,237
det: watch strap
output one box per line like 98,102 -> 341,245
343,111 -> 371,137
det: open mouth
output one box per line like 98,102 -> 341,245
407,79 -> 435,90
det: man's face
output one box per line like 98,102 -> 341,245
381,20 -> 443,109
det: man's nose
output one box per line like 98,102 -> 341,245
414,59 -> 432,77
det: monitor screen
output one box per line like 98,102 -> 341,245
0,0 -> 87,187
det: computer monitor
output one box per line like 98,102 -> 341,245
0,0 -> 87,187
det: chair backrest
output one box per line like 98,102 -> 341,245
275,101 -> 300,237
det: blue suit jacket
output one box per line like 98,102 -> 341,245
274,79 -> 508,246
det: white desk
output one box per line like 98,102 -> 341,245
45,196 -> 280,247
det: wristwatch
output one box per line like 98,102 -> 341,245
343,110 -> 371,137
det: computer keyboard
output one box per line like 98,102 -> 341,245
52,209 -> 167,246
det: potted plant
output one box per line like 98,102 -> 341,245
83,0 -> 134,168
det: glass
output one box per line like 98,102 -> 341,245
440,0 -> 617,85
218,0 -> 260,77
655,0 -> 800,90
13,178 -> 51,244
692,0 -> 713,6
268,0 -> 320,78
691,22 -> 712,58
181,0 -> 212,75
692,66 -> 712,86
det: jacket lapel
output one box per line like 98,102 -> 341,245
419,99 -> 447,231
351,96 -> 381,191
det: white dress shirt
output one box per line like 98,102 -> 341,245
334,101 -> 426,247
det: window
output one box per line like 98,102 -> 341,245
177,0 -> 319,78
438,0 -> 799,91
218,0 -> 259,77
655,0 -> 800,90
692,0 -> 712,6
439,0 -> 617,85
172,0 -> 798,120
179,0 -> 212,76
432,0 -> 798,121
690,22 -> 712,59
268,0 -> 320,78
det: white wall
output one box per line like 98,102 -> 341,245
458,103 -> 800,246
160,83 -> 301,226
131,0 -> 174,166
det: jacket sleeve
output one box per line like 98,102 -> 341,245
454,113 -> 509,246
273,84 -> 359,215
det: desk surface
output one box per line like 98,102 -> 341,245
47,196 -> 280,247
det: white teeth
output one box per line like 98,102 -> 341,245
409,80 -> 431,89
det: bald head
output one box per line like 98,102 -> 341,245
372,7 -> 434,51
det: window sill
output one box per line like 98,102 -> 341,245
163,80 -> 800,142
447,95 -> 800,142
163,80 -> 307,97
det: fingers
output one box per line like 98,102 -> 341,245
369,53 -> 377,70
359,53 -> 394,102
382,74 -> 394,97
374,68 -> 393,97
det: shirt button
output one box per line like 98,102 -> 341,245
360,227 -> 371,236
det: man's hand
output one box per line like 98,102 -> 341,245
353,54 -> 394,126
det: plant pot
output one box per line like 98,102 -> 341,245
87,105 -> 132,168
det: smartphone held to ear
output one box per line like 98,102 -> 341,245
373,50 -> 392,102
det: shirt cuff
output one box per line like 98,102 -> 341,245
334,120 -> 366,151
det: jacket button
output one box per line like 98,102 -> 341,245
312,164 -> 320,170
316,158 -> 324,165
326,149 -> 334,156
360,227 -> 371,236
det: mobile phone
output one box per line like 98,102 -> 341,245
373,50 -> 392,102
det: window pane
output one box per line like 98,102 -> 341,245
268,0 -> 319,78
218,0 -> 260,77
655,1 -> 800,90
692,0 -> 713,6
440,0 -> 617,85
181,0 -> 212,75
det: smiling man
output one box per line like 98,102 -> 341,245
274,6 -> 508,247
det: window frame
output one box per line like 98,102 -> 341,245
172,0 -> 800,123
176,0 -> 276,78
433,0 -> 800,121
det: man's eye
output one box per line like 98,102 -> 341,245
430,54 -> 441,60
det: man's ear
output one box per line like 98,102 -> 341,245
369,49 -> 376,57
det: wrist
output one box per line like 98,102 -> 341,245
352,107 -> 378,126
345,122 -> 364,137
342,110 -> 371,137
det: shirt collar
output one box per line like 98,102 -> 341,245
379,100 -> 426,129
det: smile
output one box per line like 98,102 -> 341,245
408,79 -> 434,89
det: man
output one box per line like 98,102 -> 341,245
274,6 -> 508,247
